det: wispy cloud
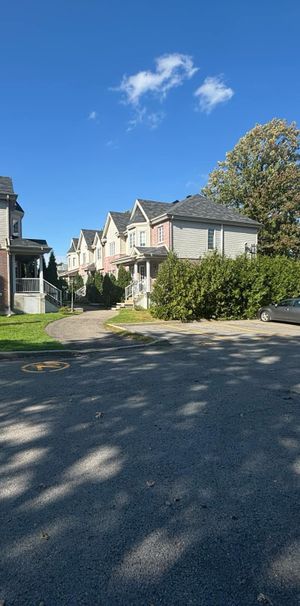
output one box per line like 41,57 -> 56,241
88,110 -> 98,120
126,107 -> 165,132
194,76 -> 234,113
117,53 -> 198,106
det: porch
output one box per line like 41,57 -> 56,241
115,246 -> 168,309
9,239 -> 62,314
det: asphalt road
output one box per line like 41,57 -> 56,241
1,332 -> 300,605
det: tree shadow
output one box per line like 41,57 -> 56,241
0,332 -> 299,605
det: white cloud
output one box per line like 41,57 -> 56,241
195,76 -> 234,113
126,107 -> 165,132
118,53 -> 198,106
88,111 -> 98,120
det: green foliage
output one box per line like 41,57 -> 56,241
151,252 -> 300,321
102,274 -> 123,307
45,251 -> 59,286
72,273 -> 84,291
203,118 -> 300,257
117,266 -> 132,289
86,272 -> 103,303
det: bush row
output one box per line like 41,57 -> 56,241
151,252 -> 300,321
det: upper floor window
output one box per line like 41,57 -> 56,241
12,220 -> 20,236
109,242 -> 115,256
97,248 -> 101,260
157,225 -> 164,243
73,257 -> 76,267
129,231 -> 136,249
208,228 -> 215,250
68,257 -> 71,268
139,231 -> 146,247
82,252 -> 86,265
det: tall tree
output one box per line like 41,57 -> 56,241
202,119 -> 300,256
45,251 -> 59,286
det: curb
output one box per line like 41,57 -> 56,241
0,338 -> 169,361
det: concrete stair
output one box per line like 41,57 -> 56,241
111,299 -> 134,311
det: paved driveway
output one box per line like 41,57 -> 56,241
0,332 -> 299,605
46,309 -> 121,349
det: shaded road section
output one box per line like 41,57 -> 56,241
0,332 -> 300,605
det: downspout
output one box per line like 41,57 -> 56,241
220,224 -> 224,256
6,195 -> 12,315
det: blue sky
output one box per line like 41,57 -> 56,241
1,0 -> 300,259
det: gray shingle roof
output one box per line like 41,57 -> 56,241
137,199 -> 171,220
81,230 -> 98,248
171,195 -> 260,226
135,246 -> 168,256
110,211 -> 131,232
67,237 -> 79,253
129,207 -> 147,224
15,201 -> 24,213
9,238 -> 50,252
0,176 -> 14,194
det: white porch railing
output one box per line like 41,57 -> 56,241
125,279 -> 147,302
16,278 -> 62,306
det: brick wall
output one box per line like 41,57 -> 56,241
151,220 -> 171,248
0,250 -> 9,313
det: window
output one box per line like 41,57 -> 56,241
73,257 -> 76,267
293,299 -> 300,307
157,225 -> 164,243
68,257 -> 71,268
278,299 -> 293,307
208,228 -> 215,250
97,248 -> 101,260
139,231 -> 146,247
109,242 -> 115,256
82,252 -> 86,265
129,231 -> 136,249
12,220 -> 19,236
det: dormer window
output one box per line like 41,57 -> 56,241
12,220 -> 20,236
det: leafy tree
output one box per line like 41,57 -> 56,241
117,266 -> 131,289
202,119 -> 300,256
86,271 -> 104,303
45,251 -> 59,286
72,273 -> 84,291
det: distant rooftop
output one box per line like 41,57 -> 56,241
0,176 -> 14,195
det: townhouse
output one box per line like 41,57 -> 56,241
66,193 -> 260,308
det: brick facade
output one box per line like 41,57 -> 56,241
151,220 -> 171,249
0,249 -> 9,313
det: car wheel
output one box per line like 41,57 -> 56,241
260,310 -> 271,322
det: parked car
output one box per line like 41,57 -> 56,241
259,298 -> 300,324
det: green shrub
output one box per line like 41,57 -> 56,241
151,252 -> 300,321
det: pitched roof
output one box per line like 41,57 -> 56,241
0,176 -> 14,194
9,238 -> 51,253
110,211 -> 131,232
67,237 -> 79,253
15,201 -> 24,213
129,206 -> 147,224
171,195 -> 260,226
137,199 -> 171,220
81,229 -> 98,248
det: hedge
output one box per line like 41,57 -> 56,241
151,252 -> 300,321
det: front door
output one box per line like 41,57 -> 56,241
139,265 -> 145,280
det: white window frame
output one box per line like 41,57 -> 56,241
109,242 -> 115,256
129,230 -> 136,249
139,231 -> 146,247
82,252 -> 86,265
73,257 -> 76,267
157,225 -> 164,243
97,248 -> 101,260
207,227 -> 215,251
12,219 -> 19,236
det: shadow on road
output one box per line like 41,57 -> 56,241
0,332 -> 299,605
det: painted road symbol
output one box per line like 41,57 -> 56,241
22,360 -> 70,373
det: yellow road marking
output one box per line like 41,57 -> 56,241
22,360 -> 70,373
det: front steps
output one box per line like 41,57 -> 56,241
111,299 -> 134,311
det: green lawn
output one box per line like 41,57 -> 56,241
0,312 -> 68,351
107,308 -> 157,325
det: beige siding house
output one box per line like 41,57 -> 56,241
64,193 -> 260,308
